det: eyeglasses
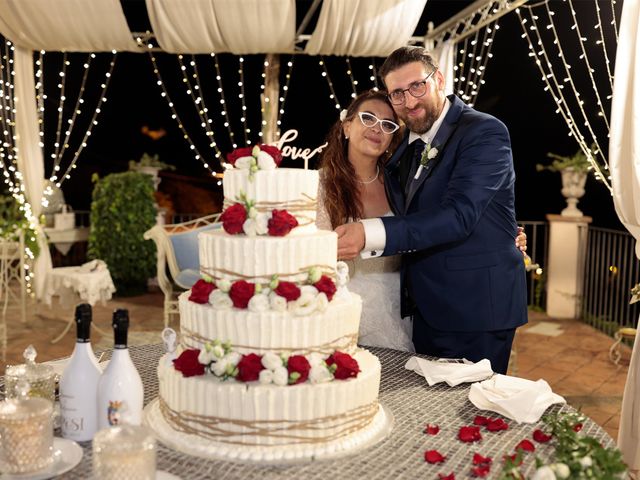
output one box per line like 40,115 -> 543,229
357,112 -> 400,134
387,70 -> 436,105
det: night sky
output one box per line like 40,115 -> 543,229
35,0 -> 623,230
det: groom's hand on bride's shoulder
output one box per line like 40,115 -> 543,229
336,222 -> 365,260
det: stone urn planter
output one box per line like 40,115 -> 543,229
560,167 -> 587,217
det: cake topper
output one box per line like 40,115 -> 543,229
162,328 -> 178,365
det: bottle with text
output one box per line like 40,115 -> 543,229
97,309 -> 144,429
59,303 -> 102,441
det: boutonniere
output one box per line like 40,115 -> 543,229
414,143 -> 439,180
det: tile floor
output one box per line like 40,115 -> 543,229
0,292 -> 632,441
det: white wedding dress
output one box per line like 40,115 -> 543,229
317,184 -> 414,352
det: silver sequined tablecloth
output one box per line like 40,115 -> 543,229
48,344 -> 613,479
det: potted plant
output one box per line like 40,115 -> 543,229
129,153 -> 175,190
536,147 -> 592,218
88,171 -> 157,296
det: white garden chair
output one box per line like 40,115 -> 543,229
144,213 -> 221,328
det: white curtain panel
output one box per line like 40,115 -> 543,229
14,47 -> 52,300
609,0 -> 640,473
146,0 -> 295,54
433,40 -> 454,96
305,0 -> 427,57
0,0 -> 138,52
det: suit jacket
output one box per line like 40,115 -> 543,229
382,95 -> 528,333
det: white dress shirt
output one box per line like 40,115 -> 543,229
359,98 -> 452,259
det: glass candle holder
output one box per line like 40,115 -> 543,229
92,425 -> 156,480
5,345 -> 56,403
0,397 -> 54,474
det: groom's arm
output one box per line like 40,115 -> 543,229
382,117 -> 513,255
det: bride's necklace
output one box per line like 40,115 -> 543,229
356,165 -> 380,185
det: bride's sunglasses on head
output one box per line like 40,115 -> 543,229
357,111 -> 400,135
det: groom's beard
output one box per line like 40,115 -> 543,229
404,109 -> 439,135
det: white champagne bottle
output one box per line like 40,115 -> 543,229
59,303 -> 102,441
97,309 -> 144,429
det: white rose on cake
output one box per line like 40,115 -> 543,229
272,366 -> 289,386
309,365 -> 333,384
209,289 -> 233,309
256,150 -> 277,170
248,294 -> 270,312
269,292 -> 287,311
262,352 -> 283,370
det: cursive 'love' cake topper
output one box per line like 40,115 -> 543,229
274,129 -> 328,169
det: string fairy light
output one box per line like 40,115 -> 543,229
259,56 -> 268,140
318,57 -> 341,112
369,59 -> 379,91
515,3 -> 615,191
345,58 -> 358,99
211,53 -> 237,150
148,51 -> 216,177
175,54 -> 222,162
276,56 -> 295,136
237,56 -> 251,146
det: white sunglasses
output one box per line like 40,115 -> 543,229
357,111 -> 400,135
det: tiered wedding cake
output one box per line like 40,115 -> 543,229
145,145 -> 388,462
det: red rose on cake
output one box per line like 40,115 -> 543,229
287,355 -> 311,385
268,210 -> 298,236
226,144 -> 283,169
173,349 -> 205,377
229,280 -> 255,309
220,203 -> 247,235
326,351 -> 360,379
236,353 -> 264,382
189,278 -> 216,304
258,145 -> 283,166
314,275 -> 337,301
226,147 -> 253,166
274,281 -> 301,301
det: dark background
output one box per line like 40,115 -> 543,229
36,0 -> 623,229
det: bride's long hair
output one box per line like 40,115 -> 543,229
318,90 -> 401,228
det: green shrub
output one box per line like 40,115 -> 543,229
0,196 -> 40,258
88,172 -> 156,296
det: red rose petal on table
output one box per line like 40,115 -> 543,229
458,426 -> 482,442
516,439 -> 535,452
573,423 -> 583,432
471,464 -> 491,477
438,474 -> 455,480
486,418 -> 509,432
473,415 -> 489,426
424,450 -> 446,464
472,453 -> 492,465
424,424 -> 440,435
532,429 -> 553,443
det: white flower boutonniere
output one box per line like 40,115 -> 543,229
414,143 -> 439,180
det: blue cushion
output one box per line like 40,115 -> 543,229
175,269 -> 202,289
169,223 -> 221,284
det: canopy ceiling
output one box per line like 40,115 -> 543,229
0,0 -> 432,56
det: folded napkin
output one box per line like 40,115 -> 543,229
79,259 -> 107,273
469,374 -> 566,423
404,357 -> 494,386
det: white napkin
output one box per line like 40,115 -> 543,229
79,259 -> 107,273
404,357 -> 493,386
469,374 -> 566,423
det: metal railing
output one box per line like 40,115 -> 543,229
519,221 -> 549,309
581,226 -> 640,336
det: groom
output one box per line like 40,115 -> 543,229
336,46 -> 527,374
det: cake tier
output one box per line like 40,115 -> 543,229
178,291 -> 362,355
223,168 -> 318,234
199,229 -> 337,283
157,349 -> 381,447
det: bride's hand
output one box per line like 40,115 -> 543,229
516,226 -> 527,254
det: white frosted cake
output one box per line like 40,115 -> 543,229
146,145 -> 388,462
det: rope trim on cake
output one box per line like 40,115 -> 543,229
199,264 -> 335,283
179,327 -> 358,355
158,396 -> 378,446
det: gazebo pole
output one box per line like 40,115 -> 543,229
261,53 -> 280,145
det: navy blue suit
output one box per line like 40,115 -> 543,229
381,95 -> 527,372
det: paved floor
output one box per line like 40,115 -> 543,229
0,292 -> 632,441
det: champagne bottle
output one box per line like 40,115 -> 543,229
97,309 -> 144,429
59,303 -> 102,441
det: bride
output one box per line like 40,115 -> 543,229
316,90 -> 526,352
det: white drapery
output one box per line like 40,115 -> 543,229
609,0 -> 640,474
146,0 -> 296,54
305,0 -> 428,57
434,40 -> 454,96
0,0 -> 138,52
14,47 -> 52,300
